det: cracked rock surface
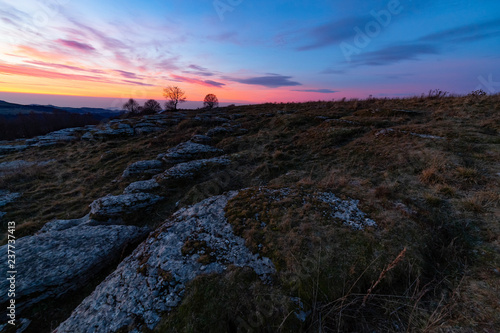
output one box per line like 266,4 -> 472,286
0,222 -> 149,314
156,141 -> 223,164
89,193 -> 163,220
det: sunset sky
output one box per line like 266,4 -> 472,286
0,0 -> 499,108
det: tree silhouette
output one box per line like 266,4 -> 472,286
142,99 -> 162,114
203,94 -> 219,109
123,98 -> 140,113
163,86 -> 187,111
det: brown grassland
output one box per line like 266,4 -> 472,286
0,94 -> 499,332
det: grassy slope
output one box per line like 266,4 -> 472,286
0,95 -> 498,332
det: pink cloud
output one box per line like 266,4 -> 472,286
171,74 -> 225,88
0,62 -> 144,87
57,39 -> 96,52
24,60 -> 106,74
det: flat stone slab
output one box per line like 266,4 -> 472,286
0,160 -> 55,176
0,190 -> 21,208
0,145 -> 28,155
156,141 -> 223,164
89,193 -> 163,220
123,179 -> 160,194
0,223 -> 149,313
121,160 -> 164,178
154,156 -> 230,183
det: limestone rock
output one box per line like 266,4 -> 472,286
93,123 -> 134,139
121,160 -> 164,178
133,122 -> 164,135
0,160 -> 54,176
190,134 -> 212,144
156,141 -> 223,164
37,215 -> 91,233
81,132 -> 94,141
89,193 -> 163,220
25,127 -> 85,147
123,179 -> 160,194
206,126 -> 233,137
0,144 -> 28,155
154,156 -> 230,183
0,190 -> 21,208
55,192 -> 275,333
0,224 -> 149,314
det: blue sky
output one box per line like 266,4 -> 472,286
0,0 -> 499,108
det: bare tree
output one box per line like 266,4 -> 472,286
142,99 -> 162,114
123,98 -> 140,113
203,94 -> 219,109
163,86 -> 187,111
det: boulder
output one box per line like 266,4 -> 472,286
155,156 -> 230,183
121,160 -> 164,178
156,141 -> 223,164
0,223 -> 149,314
55,192 -> 275,333
89,193 -> 163,220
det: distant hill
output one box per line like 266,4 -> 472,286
0,100 -> 113,140
0,100 -> 64,116
0,100 -> 123,120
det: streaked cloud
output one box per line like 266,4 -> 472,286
292,89 -> 338,93
419,17 -> 500,43
297,16 -> 370,51
349,43 -> 439,66
171,75 -> 226,88
57,39 -> 96,52
228,74 -> 301,88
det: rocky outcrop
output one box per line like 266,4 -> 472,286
37,215 -> 91,233
156,141 -> 223,164
375,128 -> 444,140
0,220 -> 149,314
93,123 -> 134,139
154,156 -> 231,183
25,127 -> 87,147
206,123 -> 247,137
190,134 -> 212,144
0,190 -> 21,218
133,122 -> 164,135
123,179 -> 160,194
0,190 -> 21,207
0,159 -> 55,176
121,160 -> 164,178
247,187 -> 377,230
316,192 -> 377,230
206,126 -> 233,137
89,193 -> 163,220
56,192 -> 275,333
0,144 -> 28,155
